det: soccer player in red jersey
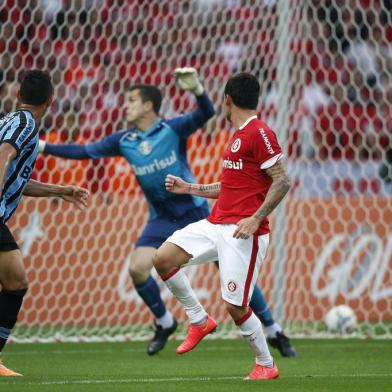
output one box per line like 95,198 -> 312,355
153,73 -> 291,380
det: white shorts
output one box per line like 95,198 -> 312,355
166,219 -> 269,306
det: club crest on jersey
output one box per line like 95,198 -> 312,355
138,140 -> 153,155
228,281 -> 237,292
231,138 -> 241,153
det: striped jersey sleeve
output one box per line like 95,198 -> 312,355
0,111 -> 37,156
0,110 -> 39,223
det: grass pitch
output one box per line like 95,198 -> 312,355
1,339 -> 391,392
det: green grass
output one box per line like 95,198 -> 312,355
1,339 -> 391,392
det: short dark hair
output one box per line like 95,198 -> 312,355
128,84 -> 162,114
224,72 -> 260,110
20,70 -> 53,106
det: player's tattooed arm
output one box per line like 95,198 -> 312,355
253,159 -> 291,221
165,174 -> 221,199
189,182 -> 221,199
233,159 -> 290,239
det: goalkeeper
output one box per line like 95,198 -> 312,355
39,68 -> 296,357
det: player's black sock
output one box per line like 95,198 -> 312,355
0,289 -> 27,351
135,276 -> 167,319
249,285 -> 275,327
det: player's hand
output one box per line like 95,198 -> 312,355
233,216 -> 261,239
165,174 -> 191,194
60,185 -> 90,210
173,67 -> 204,96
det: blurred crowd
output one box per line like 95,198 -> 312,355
294,0 -> 391,163
0,0 -> 391,193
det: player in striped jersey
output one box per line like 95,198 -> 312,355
0,70 -> 89,376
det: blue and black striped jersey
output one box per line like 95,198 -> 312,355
0,110 -> 39,223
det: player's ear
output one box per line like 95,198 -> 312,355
224,94 -> 232,106
45,94 -> 54,108
16,89 -> 21,101
144,100 -> 154,112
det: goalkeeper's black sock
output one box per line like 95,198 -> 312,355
0,289 -> 27,351
135,276 -> 167,319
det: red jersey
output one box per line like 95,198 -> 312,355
208,116 -> 283,234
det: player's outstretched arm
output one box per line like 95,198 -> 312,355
233,159 -> 291,239
23,180 -> 89,210
39,139 -> 90,159
38,131 -> 126,160
165,174 -> 221,199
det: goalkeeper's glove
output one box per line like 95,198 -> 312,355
173,67 -> 204,96
38,139 -> 46,153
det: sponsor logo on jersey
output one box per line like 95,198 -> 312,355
222,158 -> 243,170
231,138 -> 241,152
259,128 -> 274,155
138,140 -> 153,155
228,281 -> 237,292
131,149 -> 177,176
17,122 -> 34,144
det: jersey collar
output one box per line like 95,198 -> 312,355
17,108 -> 34,117
142,118 -> 162,136
239,115 -> 258,130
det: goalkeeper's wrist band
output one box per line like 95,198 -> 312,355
192,84 -> 204,96
38,139 -> 46,153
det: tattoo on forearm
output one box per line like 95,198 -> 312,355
188,182 -> 221,198
254,160 -> 290,220
254,180 -> 290,219
198,183 -> 220,193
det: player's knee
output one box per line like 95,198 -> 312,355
128,263 -> 150,284
224,301 -> 248,321
152,249 -> 170,275
224,301 -> 238,316
128,250 -> 154,284
153,243 -> 189,275
152,250 -> 164,271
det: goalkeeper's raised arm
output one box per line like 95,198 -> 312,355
39,67 -> 214,158
162,67 -> 215,139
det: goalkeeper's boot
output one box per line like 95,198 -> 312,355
176,315 -> 217,355
0,358 -> 22,377
245,363 -> 279,380
147,318 -> 178,356
267,331 -> 297,357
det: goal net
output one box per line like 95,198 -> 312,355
1,0 -> 391,342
